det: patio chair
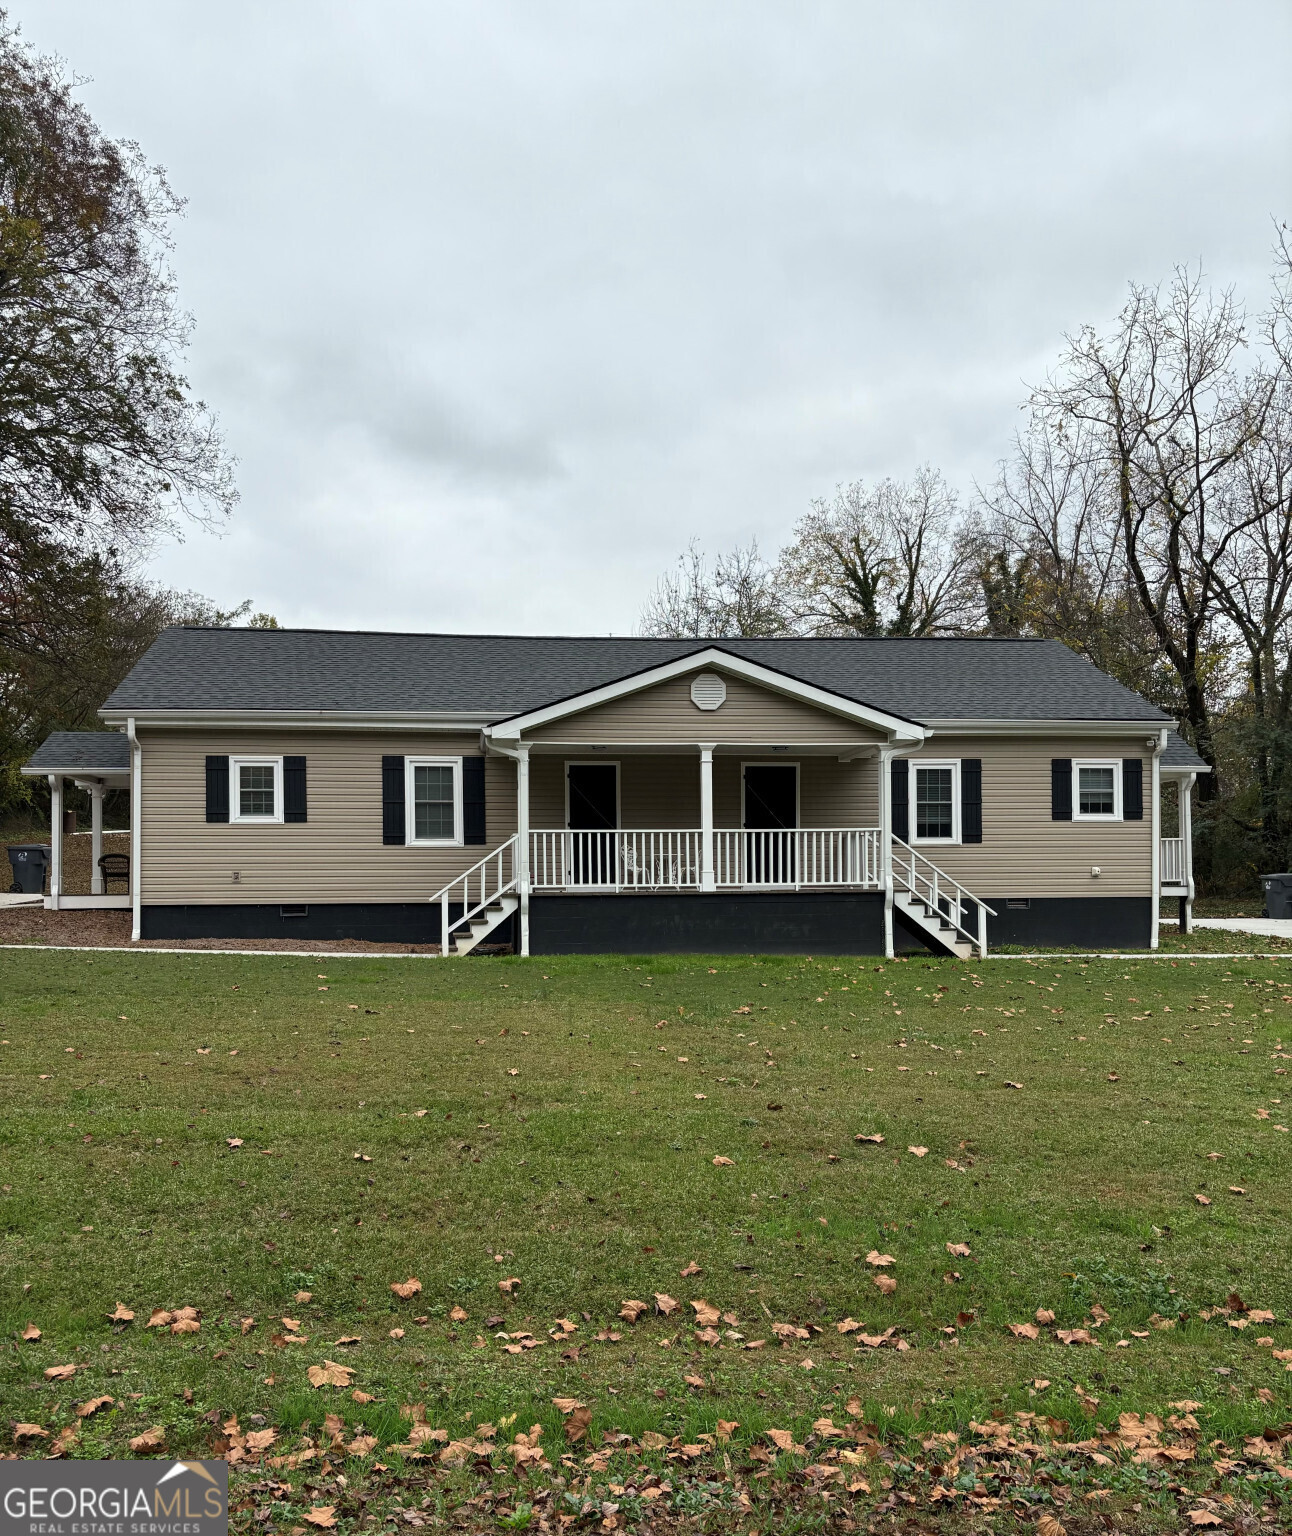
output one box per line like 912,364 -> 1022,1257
98,852 -> 130,892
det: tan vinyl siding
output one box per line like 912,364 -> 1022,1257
900,737 -> 1152,897
527,671 -> 883,745
139,731 -> 515,905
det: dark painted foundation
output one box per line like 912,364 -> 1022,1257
141,903 -> 452,944
983,896 -> 1154,950
529,891 -> 886,955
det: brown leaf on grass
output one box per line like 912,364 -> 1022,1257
684,1373 -> 706,1388
654,1292 -> 680,1316
865,1250 -> 895,1269
872,1275 -> 897,1295
294,1290 -> 313,1303
14,1424 -> 47,1440
109,1303 -> 134,1323
226,1138 -> 243,1148
307,1360 -> 355,1388
551,1398 -> 591,1443
20,1322 -> 40,1341
766,1427 -> 807,1456
772,1322 -> 810,1341
690,1299 -> 720,1326
498,1276 -> 521,1295
908,1145 -> 928,1157
241,1317 -> 255,1335
715,1418 -> 739,1442
619,1299 -> 648,1323
171,1316 -> 200,1335
1195,1194 -> 1212,1206
43,1363 -> 76,1380
303,1508 -> 337,1529
390,1278 -> 422,1299
854,1133 -> 885,1144
449,1305 -> 468,1322
76,1396 -> 114,1418
1036,1516 -> 1067,1536
129,1426 -> 165,1451
712,1155 -> 735,1166
1057,1328 -> 1095,1345
679,1260 -> 702,1277
352,1390 -> 375,1404
1003,1081 -> 1024,1090
388,1328 -> 405,1340
1009,1323 -> 1040,1340
946,1242 -> 971,1257
346,1435 -> 378,1456
146,1309 -> 172,1328
1035,1308 -> 1056,1325
1185,1513 -> 1223,1528
244,1428 -> 277,1452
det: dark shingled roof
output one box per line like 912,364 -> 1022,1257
23,731 -> 130,772
1162,731 -> 1210,772
100,627 -> 1173,725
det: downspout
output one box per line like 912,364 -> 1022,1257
128,718 -> 141,942
1149,728 -> 1167,951
878,740 -> 922,961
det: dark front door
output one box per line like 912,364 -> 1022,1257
567,763 -> 618,885
743,764 -> 797,884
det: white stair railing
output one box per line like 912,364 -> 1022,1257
891,836 -> 996,956
428,834 -> 519,956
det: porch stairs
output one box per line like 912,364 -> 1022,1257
428,835 -> 520,956
891,837 -> 995,959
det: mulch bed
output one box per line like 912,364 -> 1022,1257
0,905 -> 447,953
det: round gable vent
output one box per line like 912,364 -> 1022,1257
690,671 -> 727,711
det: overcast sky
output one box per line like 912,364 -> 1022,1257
20,1 -> 1292,634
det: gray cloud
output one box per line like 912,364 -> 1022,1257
19,0 -> 1292,631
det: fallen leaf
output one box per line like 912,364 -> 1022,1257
619,1299 -> 648,1323
146,1308 -> 172,1328
303,1508 -> 337,1529
352,1390 -> 375,1404
766,1427 -> 807,1456
109,1303 -> 135,1323
389,1328 -> 405,1339
712,1155 -> 734,1166
226,1137 -> 243,1148
1036,1516 -> 1067,1536
1186,1514 -> 1223,1528
44,1363 -> 77,1380
498,1276 -> 521,1295
346,1435 -> 378,1456
1009,1323 -> 1040,1340
294,1290 -> 313,1303
854,1133 -> 885,1144
129,1426 -> 165,1451
690,1299 -> 720,1326
908,1145 -> 928,1157
684,1372 -> 706,1388
14,1424 -> 47,1441
244,1428 -> 277,1452
866,1250 -> 895,1267
1004,1080 -> 1023,1090
20,1322 -> 40,1341
1035,1308 -> 1055,1325
872,1275 -> 897,1294
390,1277 -> 422,1299
449,1305 -> 468,1322
946,1242 -> 971,1257
76,1396 -> 114,1418
1056,1328 -> 1095,1345
1195,1194 -> 1212,1206
307,1360 -> 355,1388
654,1292 -> 680,1316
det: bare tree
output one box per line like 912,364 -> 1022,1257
776,467 -> 974,636
638,539 -> 787,638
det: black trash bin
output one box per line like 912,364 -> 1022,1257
7,843 -> 51,895
1261,873 -> 1292,919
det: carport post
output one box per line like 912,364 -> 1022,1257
47,773 -> 62,909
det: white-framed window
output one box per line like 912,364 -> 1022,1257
406,756 -> 463,845
911,760 -> 960,844
1073,759 -> 1121,820
230,757 -> 283,823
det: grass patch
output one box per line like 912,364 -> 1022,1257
1,948 -> 1290,1531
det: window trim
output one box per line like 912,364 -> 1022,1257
910,759 -> 961,845
229,756 -> 284,824
405,755 -> 464,846
1072,758 -> 1122,821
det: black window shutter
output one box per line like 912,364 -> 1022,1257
382,756 -> 405,845
961,759 -> 982,843
1051,759 -> 1072,821
284,756 -> 307,823
205,755 -> 229,823
1123,757 -> 1144,820
891,758 -> 909,843
463,756 -> 486,845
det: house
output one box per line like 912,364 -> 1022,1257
22,628 -> 1208,956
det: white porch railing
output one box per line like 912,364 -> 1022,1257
891,836 -> 996,955
713,828 -> 881,888
529,828 -> 881,890
1160,837 -> 1187,887
429,834 -> 519,956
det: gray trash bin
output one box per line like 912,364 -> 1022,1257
1261,873 -> 1292,919
7,843 -> 51,894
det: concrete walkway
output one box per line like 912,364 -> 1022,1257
1194,916 -> 1292,940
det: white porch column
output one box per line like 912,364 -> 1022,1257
1149,729 -> 1166,951
699,745 -> 715,891
517,745 -> 531,957
878,749 -> 894,960
48,774 -> 63,909
128,718 -> 142,942
88,781 -> 105,894
1180,771 -> 1196,934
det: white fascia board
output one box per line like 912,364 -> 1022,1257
98,710 -> 494,732
921,718 -> 1171,736
485,647 -> 925,743
20,766 -> 130,780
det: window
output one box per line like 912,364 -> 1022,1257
406,757 -> 463,845
912,760 -> 959,843
1074,760 -> 1121,820
230,757 -> 283,823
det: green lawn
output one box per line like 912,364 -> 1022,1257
2,948 -> 1290,1533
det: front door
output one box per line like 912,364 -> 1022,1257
743,764 -> 797,884
567,763 -> 619,885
